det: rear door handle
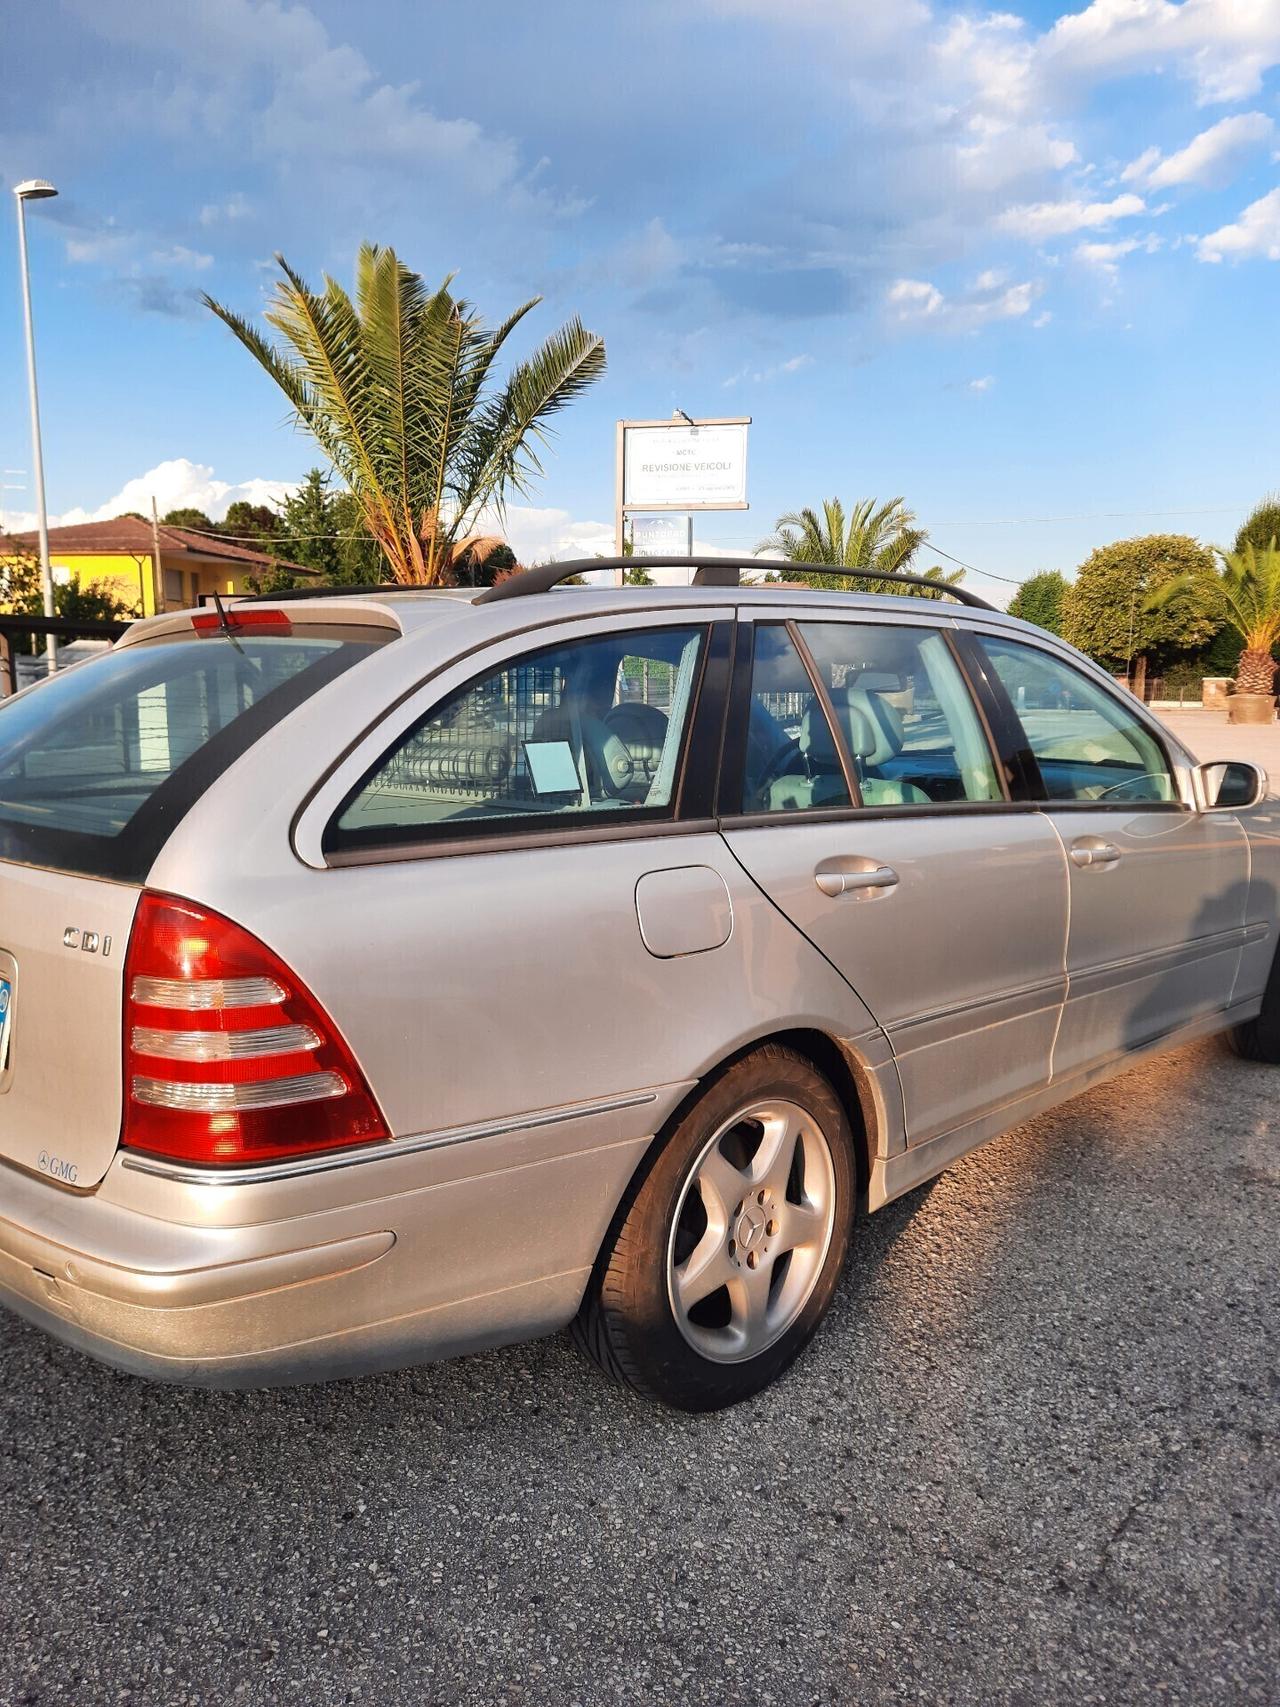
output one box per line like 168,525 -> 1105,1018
815,862 -> 900,897
1069,839 -> 1121,868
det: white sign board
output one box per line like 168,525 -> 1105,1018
623,421 -> 749,510
630,514 -> 692,556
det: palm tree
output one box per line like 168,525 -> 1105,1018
204,246 -> 605,585
1150,543 -> 1280,697
755,497 -> 963,596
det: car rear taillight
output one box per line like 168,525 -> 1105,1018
121,893 -> 388,1167
191,608 -> 292,634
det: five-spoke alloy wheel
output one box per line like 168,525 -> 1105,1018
667,1099 -> 837,1364
575,1044 -> 857,1410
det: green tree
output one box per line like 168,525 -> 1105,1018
1234,494 -> 1280,556
266,468 -> 386,587
222,500 -> 282,549
1149,543 -> 1280,696
161,507 -> 214,532
55,578 -> 140,625
205,245 -> 605,585
332,489 -> 384,584
1007,570 -> 1067,635
1063,535 -> 1219,683
756,497 -> 963,597
275,468 -> 341,579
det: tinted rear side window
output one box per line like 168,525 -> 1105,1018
326,625 -> 707,856
0,628 -> 387,881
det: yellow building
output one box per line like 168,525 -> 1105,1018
2,516 -> 316,616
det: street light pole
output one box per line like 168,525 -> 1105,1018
13,178 -> 59,674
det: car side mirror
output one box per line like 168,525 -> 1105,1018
1197,760 -> 1267,811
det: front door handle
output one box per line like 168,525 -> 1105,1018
815,861 -> 900,897
1069,839 -> 1121,869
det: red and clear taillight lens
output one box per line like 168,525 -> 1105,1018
121,893 -> 388,1167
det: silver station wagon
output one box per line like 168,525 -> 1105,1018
0,560 -> 1277,1410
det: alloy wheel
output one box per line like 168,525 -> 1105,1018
665,1098 -> 837,1364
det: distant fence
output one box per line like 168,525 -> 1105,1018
1113,674 -> 1206,707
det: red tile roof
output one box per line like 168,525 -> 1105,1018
2,514 -> 317,576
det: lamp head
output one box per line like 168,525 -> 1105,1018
13,180 -> 59,201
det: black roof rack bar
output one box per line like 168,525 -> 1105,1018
473,555 -> 995,611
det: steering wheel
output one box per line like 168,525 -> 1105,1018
1093,773 -> 1165,802
582,717 -> 637,799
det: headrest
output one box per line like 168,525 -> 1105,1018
843,705 -> 878,760
799,702 -> 840,769
845,687 -> 905,766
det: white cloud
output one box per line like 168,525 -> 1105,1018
950,115 -> 1078,195
723,352 -> 814,387
1196,187 -> 1280,262
489,504 -> 615,565
473,505 -> 731,582
887,273 -> 1041,332
66,0 -> 570,214
594,217 -> 686,287
1042,0 -> 1280,106
1122,112 -> 1274,189
64,222 -> 131,266
931,10 -> 1040,119
1075,233 -> 1163,274
150,244 -> 213,270
996,192 -> 1146,239
0,459 -> 299,535
198,193 -> 251,226
967,375 -> 995,393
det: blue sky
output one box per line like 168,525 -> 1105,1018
2,0 -> 1279,600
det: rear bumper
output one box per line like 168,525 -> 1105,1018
0,1109 -> 659,1386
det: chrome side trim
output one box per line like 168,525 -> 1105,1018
119,1089 -> 661,1186
891,972 -> 1066,1035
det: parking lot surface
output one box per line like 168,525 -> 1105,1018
1,1029 -> 1277,1706
2,703 -> 1277,1707
1157,705 -> 1280,772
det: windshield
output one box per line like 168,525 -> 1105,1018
0,626 -> 388,882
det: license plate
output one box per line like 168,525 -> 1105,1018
0,978 -> 12,1075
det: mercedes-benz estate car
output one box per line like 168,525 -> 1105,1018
0,560 -> 1276,1410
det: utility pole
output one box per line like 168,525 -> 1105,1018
151,496 -> 165,613
13,179 -> 59,673
613,420 -> 626,586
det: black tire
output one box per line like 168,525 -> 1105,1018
1227,948 -> 1280,1063
572,1044 -> 857,1411
1227,1010 -> 1280,1062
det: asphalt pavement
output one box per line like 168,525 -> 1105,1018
1,1032 -> 1277,1706
2,702 -> 1277,1707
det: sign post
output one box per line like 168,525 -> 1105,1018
615,415 -> 750,584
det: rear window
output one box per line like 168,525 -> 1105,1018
0,626 -> 388,881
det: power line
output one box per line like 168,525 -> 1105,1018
923,544 -> 1023,586
922,504 -> 1248,527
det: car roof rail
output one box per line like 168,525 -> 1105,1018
473,555 -> 995,610
232,583 -> 408,603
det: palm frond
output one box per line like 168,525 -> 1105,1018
206,249 -> 605,584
